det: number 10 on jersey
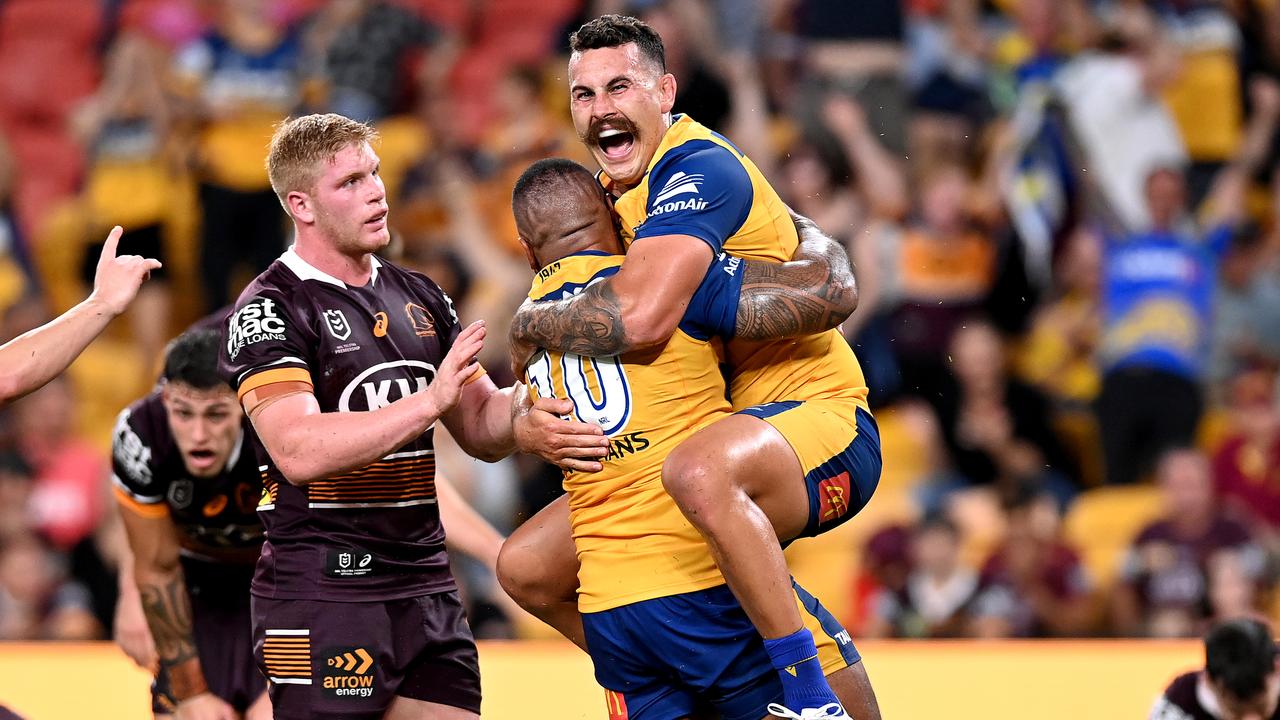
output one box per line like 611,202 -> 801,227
526,350 -> 633,436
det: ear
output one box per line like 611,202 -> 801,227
286,190 -> 315,224
518,236 -> 539,271
658,72 -> 677,114
159,383 -> 174,411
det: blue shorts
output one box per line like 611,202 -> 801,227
736,402 -> 882,538
582,582 -> 860,720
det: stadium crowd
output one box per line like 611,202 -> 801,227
1,0 -> 1280,647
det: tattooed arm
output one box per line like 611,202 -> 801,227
119,504 -> 234,716
734,212 -> 859,340
509,235 -> 713,359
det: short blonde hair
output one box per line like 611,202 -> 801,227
266,113 -> 379,201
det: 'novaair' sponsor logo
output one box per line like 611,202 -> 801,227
338,360 -> 436,412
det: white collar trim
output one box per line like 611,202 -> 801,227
279,245 -> 381,288
227,427 -> 245,470
1196,673 -> 1225,719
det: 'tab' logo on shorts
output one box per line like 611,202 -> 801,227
322,646 -> 375,698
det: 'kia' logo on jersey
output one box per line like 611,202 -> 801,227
372,312 -> 389,338
324,309 -> 352,340
338,360 -> 437,411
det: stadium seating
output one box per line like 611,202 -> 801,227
1064,485 -> 1165,589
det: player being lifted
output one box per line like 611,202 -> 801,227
500,16 -> 882,720
510,158 -> 876,720
218,114 -> 608,720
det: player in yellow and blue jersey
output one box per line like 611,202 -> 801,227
500,16 -> 882,720
509,158 -> 871,720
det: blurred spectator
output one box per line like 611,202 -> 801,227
71,30 -> 179,368
924,319 -> 1078,511
864,515 -> 977,639
13,379 -> 108,551
0,534 -> 100,641
859,162 -> 1000,400
1205,549 -> 1264,630
172,0 -> 304,311
1094,162 -> 1246,485
1212,228 -> 1280,391
1212,369 -> 1280,538
1114,448 -> 1264,638
969,486 -> 1092,638
847,524 -> 913,635
0,134 -> 28,319
303,0 -> 455,123
786,0 -> 907,155
0,454 -> 35,544
1057,16 -> 1185,232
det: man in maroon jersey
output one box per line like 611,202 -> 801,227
218,114 -> 609,720
1151,618 -> 1280,719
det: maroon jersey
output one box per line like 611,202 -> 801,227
1150,671 -> 1280,719
219,249 -> 466,602
112,391 -> 264,558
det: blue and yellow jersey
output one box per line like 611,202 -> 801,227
524,252 -> 730,612
607,115 -> 870,410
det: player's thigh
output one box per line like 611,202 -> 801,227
663,413 -> 809,540
826,663 -> 881,720
383,696 -> 478,720
496,492 -> 579,604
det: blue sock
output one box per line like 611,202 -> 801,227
762,628 -> 841,711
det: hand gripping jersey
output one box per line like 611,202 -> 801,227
219,248 -> 479,601
607,114 -> 870,411
112,391 -> 264,558
523,252 -> 731,612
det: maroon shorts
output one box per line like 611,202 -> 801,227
153,563 -> 263,714
252,591 -> 481,720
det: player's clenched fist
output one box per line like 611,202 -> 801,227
424,320 -> 486,418
90,226 -> 163,316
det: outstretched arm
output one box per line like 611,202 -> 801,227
734,212 -> 858,340
0,226 -> 160,406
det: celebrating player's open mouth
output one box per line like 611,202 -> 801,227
596,126 -> 635,162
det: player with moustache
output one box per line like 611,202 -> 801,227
510,157 -> 871,720
501,16 -> 881,719
218,114 -> 608,720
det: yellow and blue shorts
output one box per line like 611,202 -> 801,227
583,581 -> 859,720
737,400 -> 882,539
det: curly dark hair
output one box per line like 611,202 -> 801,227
569,15 -> 665,72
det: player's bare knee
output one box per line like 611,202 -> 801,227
661,449 -> 725,519
495,541 -> 545,608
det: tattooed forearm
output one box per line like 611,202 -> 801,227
510,280 -> 629,357
736,218 -> 858,340
139,573 -> 205,698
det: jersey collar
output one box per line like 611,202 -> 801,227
280,246 -> 382,288
226,427 -> 245,471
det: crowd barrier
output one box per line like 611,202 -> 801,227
0,640 -> 1202,718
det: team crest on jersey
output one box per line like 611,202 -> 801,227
227,297 -> 287,360
324,309 -> 352,340
405,303 -> 435,337
168,479 -> 195,509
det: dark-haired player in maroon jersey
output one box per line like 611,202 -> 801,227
219,113 -> 609,720
1151,618 -> 1280,719
114,327 -> 271,720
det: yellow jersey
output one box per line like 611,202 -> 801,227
607,115 -> 870,411
524,252 -> 729,613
